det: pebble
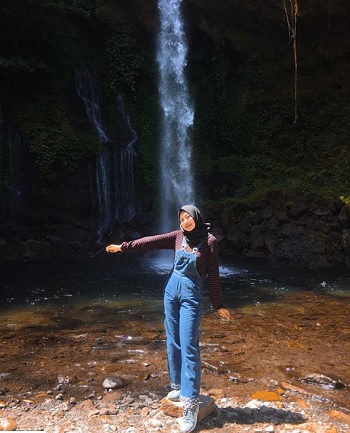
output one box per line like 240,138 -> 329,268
141,407 -> 150,417
0,388 -> 348,433
103,376 -> 125,390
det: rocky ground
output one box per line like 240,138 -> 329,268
1,290 -> 350,433
1,383 -> 350,433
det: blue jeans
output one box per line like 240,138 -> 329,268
164,246 -> 203,406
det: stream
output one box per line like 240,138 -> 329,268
0,254 -> 349,418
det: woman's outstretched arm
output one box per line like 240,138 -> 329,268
106,244 -> 122,253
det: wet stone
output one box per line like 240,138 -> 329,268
103,376 -> 125,390
300,373 -> 346,390
0,289 -> 349,433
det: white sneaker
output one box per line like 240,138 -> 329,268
178,405 -> 199,433
167,389 -> 181,401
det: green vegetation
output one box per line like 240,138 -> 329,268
18,80 -> 100,184
0,0 -> 102,186
188,28 -> 350,203
43,0 -> 97,16
22,240 -> 35,258
106,26 -> 145,93
0,0 -> 349,206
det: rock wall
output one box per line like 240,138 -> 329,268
1,189 -> 350,268
0,1 -> 349,268
207,192 -> 350,268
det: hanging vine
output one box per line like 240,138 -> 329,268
283,0 -> 299,123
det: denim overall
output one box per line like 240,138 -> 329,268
164,236 -> 204,408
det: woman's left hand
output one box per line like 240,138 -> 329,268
217,308 -> 231,320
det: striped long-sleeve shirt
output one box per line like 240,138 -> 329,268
121,230 -> 224,310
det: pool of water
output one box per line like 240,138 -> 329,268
0,253 -> 349,413
1,254 -> 349,311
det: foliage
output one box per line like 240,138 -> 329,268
106,26 -> 144,93
22,240 -> 35,258
0,0 -> 104,188
0,56 -> 48,73
129,82 -> 159,188
187,28 -> 350,203
44,0 -> 97,16
1,1 -> 349,208
0,0 -> 101,78
340,196 -> 350,206
18,82 -> 100,183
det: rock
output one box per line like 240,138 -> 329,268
219,211 -> 231,228
196,395 -> 217,422
249,226 -> 265,251
101,390 -> 124,403
0,417 -> 16,431
280,381 -> 311,395
161,394 -> 216,422
226,222 -> 248,250
293,422 -> 338,433
250,390 -> 282,401
147,418 -> 163,428
342,229 -> 350,254
266,217 -> 278,231
207,388 -> 226,399
300,373 -> 346,390
99,407 -> 109,415
274,208 -> 288,223
294,398 -> 311,410
69,399 -> 94,414
141,406 -> 149,417
329,409 -> 350,425
87,408 -> 100,418
338,205 -> 350,228
161,398 -> 182,418
261,206 -> 273,220
103,376 -> 125,390
264,235 -> 276,254
324,427 -> 340,433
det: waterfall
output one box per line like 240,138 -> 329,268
156,0 -> 195,231
115,94 -> 138,222
76,68 -> 109,144
75,68 -> 138,237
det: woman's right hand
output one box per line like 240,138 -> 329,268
106,244 -> 122,253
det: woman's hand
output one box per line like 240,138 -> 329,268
106,244 -> 122,253
217,308 -> 231,320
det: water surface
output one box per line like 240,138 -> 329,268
0,254 -> 349,414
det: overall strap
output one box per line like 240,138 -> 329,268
181,235 -> 208,252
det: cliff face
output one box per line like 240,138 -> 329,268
0,0 -> 349,266
97,0 -> 348,85
97,0 -> 348,41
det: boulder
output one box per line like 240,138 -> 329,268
161,394 -> 216,422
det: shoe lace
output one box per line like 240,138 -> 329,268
183,408 -> 195,420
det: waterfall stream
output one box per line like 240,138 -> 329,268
76,68 -> 109,144
156,0 -> 195,231
76,68 -> 138,238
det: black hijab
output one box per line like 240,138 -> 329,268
179,205 -> 210,247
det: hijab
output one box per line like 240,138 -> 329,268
179,204 -> 210,247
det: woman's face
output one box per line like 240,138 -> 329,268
179,211 -> 196,232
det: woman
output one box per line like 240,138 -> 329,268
106,205 -> 231,433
